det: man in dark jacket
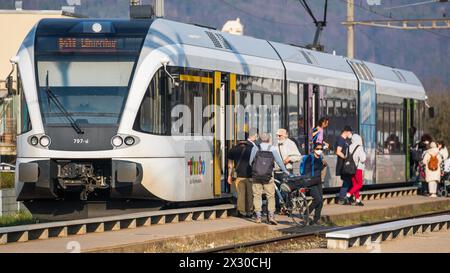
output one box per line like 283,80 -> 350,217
227,130 -> 258,218
336,126 -> 353,203
300,142 -> 327,225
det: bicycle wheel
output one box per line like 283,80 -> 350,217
289,194 -> 309,227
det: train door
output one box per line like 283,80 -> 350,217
305,84 -> 321,154
348,60 -> 377,184
405,98 -> 416,181
212,71 -> 236,197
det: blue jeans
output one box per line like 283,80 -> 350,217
339,175 -> 353,200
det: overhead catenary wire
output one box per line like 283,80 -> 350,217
337,0 -> 450,40
384,0 -> 439,11
219,0 -> 337,27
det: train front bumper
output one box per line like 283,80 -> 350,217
15,158 -> 150,201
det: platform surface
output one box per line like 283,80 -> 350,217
299,229 -> 450,253
0,195 -> 448,253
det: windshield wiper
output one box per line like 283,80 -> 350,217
45,71 -> 84,134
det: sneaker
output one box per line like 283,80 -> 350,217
430,194 -> 438,198
255,212 -> 262,223
343,196 -> 352,205
245,213 -> 253,218
355,201 -> 364,206
236,212 -> 246,218
268,212 -> 278,225
310,219 -> 323,226
268,217 -> 278,225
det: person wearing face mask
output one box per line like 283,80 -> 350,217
336,126 -> 353,204
299,142 -> 327,225
343,134 -> 367,206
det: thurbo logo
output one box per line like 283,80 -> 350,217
187,156 -> 206,176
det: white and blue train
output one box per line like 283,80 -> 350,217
12,18 -> 427,217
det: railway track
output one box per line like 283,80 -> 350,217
0,204 -> 236,245
0,187 -> 446,247
196,209 -> 450,253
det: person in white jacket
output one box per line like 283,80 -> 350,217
275,129 -> 302,175
344,134 -> 367,206
437,140 -> 449,161
422,142 -> 443,198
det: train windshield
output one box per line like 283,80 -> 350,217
36,56 -> 135,126
34,19 -> 151,126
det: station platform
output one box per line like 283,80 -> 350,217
299,229 -> 450,253
0,195 -> 449,253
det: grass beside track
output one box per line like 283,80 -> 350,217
0,173 -> 14,189
0,211 -> 35,227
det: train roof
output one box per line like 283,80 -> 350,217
146,18 -> 425,99
24,18 -> 427,100
363,61 -> 425,100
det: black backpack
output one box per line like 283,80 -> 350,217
341,145 -> 360,176
251,144 -> 275,183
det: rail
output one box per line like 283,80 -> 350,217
319,186 -> 418,205
0,204 -> 235,245
197,210 -> 450,253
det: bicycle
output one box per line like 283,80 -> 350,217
274,174 -> 310,227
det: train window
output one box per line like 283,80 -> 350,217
263,94 -> 272,134
18,74 -> 32,134
237,75 -> 282,94
377,94 -> 404,154
236,90 -> 250,139
298,85 -> 304,117
390,107 -> 396,137
397,108 -> 403,145
253,93 -> 262,131
326,99 -> 334,116
334,100 -> 342,117
273,94 -> 282,139
377,106 -> 383,152
321,86 -> 358,152
236,75 -> 282,138
342,100 -> 348,117
134,69 -> 167,135
288,82 -> 298,137
180,71 -> 213,136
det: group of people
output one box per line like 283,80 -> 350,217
227,117 -> 370,226
410,134 -> 449,197
227,129 -> 300,225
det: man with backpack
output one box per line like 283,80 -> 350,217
423,142 -> 443,198
249,133 -> 290,225
227,129 -> 258,218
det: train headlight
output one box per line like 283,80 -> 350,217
124,136 -> 135,146
30,136 -> 39,146
39,135 -> 51,147
112,136 -> 123,147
